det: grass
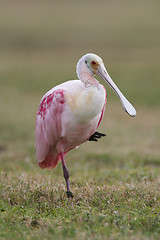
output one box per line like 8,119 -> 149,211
0,0 -> 160,239
0,160 -> 159,240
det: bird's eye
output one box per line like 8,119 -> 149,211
85,60 -> 87,64
91,61 -> 96,65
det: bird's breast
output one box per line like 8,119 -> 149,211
65,85 -> 106,123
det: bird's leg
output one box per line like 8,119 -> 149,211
89,131 -> 106,142
60,152 -> 73,199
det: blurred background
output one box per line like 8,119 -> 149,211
0,0 -> 160,172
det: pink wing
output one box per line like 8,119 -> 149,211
35,89 -> 65,169
97,86 -> 107,128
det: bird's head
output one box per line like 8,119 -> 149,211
77,53 -> 136,117
84,53 -> 103,74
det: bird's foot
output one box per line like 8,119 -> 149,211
89,131 -> 106,142
66,191 -> 73,199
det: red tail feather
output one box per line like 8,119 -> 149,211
39,152 -> 60,169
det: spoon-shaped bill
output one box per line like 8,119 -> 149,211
97,65 -> 136,117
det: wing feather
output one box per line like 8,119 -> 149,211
35,88 -> 65,163
97,86 -> 107,128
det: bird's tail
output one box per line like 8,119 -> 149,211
39,149 -> 60,169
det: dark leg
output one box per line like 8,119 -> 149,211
89,131 -> 106,142
60,152 -> 73,199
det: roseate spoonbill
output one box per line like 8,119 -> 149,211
35,53 -> 136,198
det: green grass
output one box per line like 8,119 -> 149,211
0,0 -> 160,239
0,159 -> 159,240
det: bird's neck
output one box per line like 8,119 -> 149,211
77,61 -> 99,88
80,72 -> 100,88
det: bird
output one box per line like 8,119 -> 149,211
35,53 -> 136,198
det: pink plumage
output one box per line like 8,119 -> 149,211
36,81 -> 106,170
35,53 -> 136,198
